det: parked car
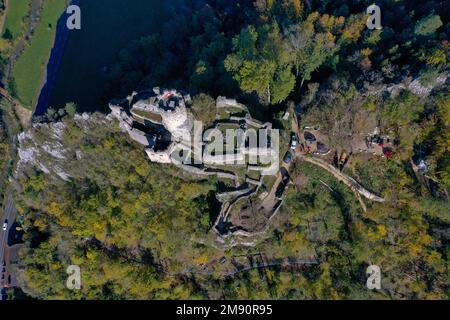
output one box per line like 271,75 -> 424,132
290,132 -> 298,150
316,141 -> 331,155
0,288 -> 6,295
2,220 -> 7,231
283,151 -> 293,164
304,131 -> 317,143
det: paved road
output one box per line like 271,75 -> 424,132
0,195 -> 15,259
0,91 -> 21,290
0,193 -> 16,288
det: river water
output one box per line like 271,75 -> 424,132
44,0 -> 181,114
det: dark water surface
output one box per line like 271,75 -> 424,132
48,0 -> 181,113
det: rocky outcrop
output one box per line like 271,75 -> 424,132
108,88 -> 286,248
299,155 -> 385,203
110,88 -> 280,177
17,123 -> 70,180
216,96 -> 248,112
109,88 -> 194,166
371,73 -> 448,98
16,113 -> 113,181
131,89 -> 193,141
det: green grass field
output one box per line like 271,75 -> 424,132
12,0 -> 66,108
2,0 -> 30,40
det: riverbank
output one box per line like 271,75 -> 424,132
11,0 -> 66,109
48,0 -> 180,114
34,0 -> 79,116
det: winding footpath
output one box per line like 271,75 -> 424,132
298,154 -> 385,205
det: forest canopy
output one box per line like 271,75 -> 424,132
9,0 -> 449,300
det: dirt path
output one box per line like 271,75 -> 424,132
298,154 -> 384,205
172,258 -> 319,278
0,0 -> 8,33
3,0 -> 43,83
216,107 -> 386,248
261,113 -> 300,210
291,112 -> 384,211
239,114 -> 298,230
